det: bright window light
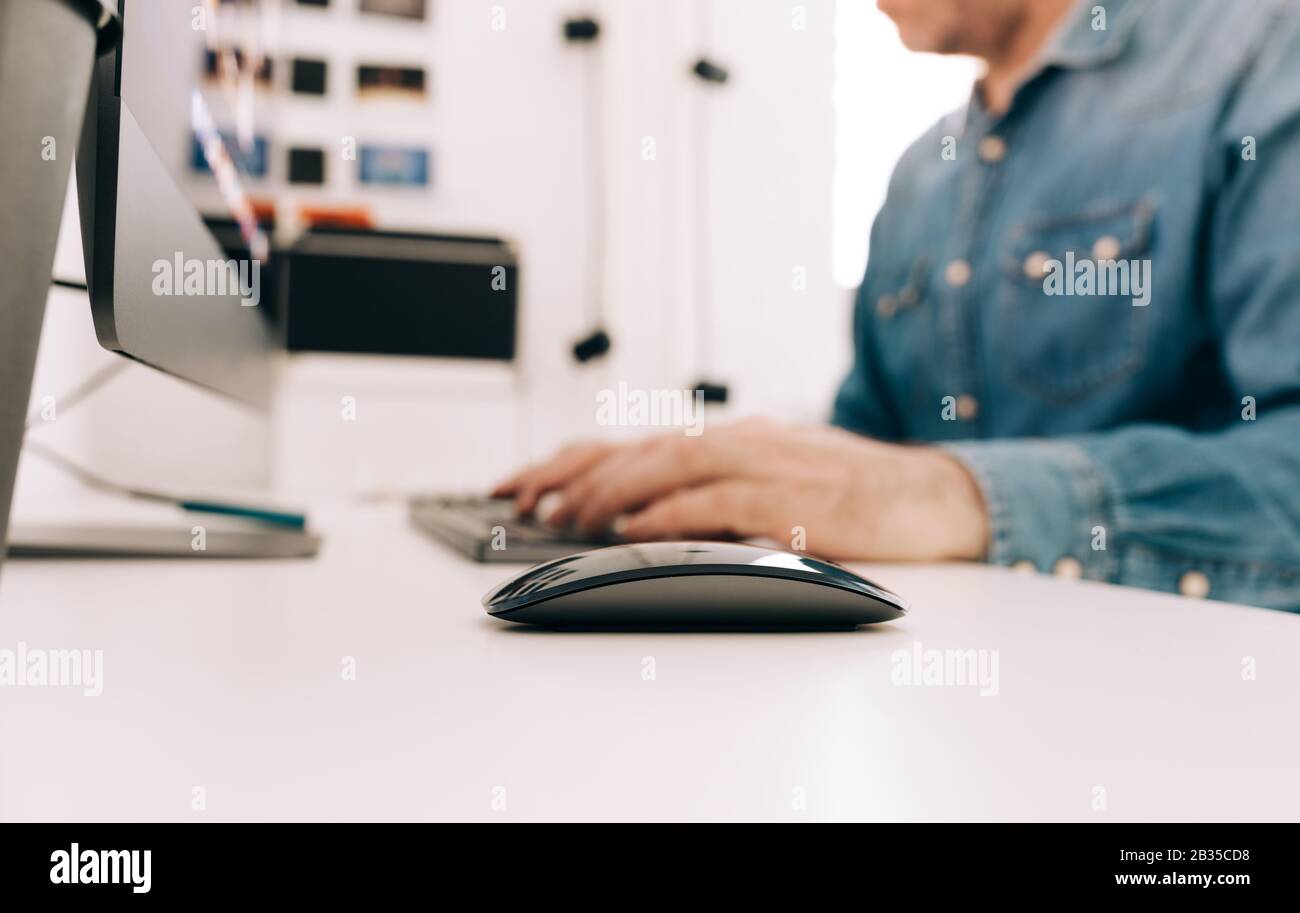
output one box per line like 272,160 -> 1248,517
832,1 -> 979,288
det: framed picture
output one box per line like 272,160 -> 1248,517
287,148 -> 326,185
359,0 -> 427,22
203,48 -> 272,86
358,146 -> 430,187
291,58 -> 328,95
356,64 -> 427,99
191,132 -> 269,179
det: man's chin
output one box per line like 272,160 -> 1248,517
877,0 -> 967,54
891,26 -> 963,55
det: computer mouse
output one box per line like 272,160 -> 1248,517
482,541 -> 907,630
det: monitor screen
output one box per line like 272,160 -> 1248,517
78,0 -> 279,407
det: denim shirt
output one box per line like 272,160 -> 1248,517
832,0 -> 1300,610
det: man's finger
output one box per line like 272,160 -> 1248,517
544,443 -> 649,529
619,480 -> 769,541
491,468 -> 529,498
503,444 -> 618,515
563,437 -> 732,533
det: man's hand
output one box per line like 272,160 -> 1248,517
492,419 -> 990,562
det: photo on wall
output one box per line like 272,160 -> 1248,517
203,48 -> 273,86
291,58 -> 329,95
358,145 -> 430,187
359,0 -> 427,22
191,132 -> 269,179
287,147 -> 326,185
356,64 -> 428,100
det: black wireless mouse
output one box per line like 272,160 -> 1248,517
482,541 -> 908,630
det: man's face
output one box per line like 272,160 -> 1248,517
876,0 -> 1030,56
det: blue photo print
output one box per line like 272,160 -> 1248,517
359,145 -> 431,187
190,131 -> 269,179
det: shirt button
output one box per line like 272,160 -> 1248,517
1092,235 -> 1122,261
1178,570 -> 1211,599
944,259 -> 972,288
1023,250 -> 1052,280
955,394 -> 979,421
1010,559 -> 1037,574
978,135 -> 1007,163
1053,556 -> 1083,579
876,294 -> 897,318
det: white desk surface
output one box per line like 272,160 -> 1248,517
1,501 -> 1297,823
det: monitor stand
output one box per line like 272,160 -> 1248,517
6,523 -> 321,560
0,0 -> 106,583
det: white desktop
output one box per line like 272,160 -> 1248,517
2,485 -> 1298,823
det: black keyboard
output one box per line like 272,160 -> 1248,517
409,495 -> 616,562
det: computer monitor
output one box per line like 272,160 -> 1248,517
78,0 -> 279,406
0,0 -> 314,576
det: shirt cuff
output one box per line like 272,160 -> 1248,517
940,438 -> 1117,580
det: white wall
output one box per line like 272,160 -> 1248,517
703,0 -> 840,421
17,0 -> 975,514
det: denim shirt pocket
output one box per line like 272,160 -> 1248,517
998,198 -> 1158,404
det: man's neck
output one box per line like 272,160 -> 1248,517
979,0 -> 1078,115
